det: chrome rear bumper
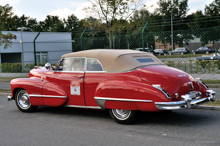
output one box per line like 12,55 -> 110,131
155,90 -> 216,110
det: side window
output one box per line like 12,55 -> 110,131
86,58 -> 103,71
62,57 -> 85,72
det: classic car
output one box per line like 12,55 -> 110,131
196,53 -> 220,61
169,47 -> 189,55
8,49 -> 216,124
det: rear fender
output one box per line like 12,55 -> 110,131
94,80 -> 169,111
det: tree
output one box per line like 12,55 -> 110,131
84,0 -> 143,49
154,0 -> 190,48
0,4 -> 16,49
41,15 -> 66,32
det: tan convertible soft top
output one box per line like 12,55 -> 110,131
62,49 -> 164,72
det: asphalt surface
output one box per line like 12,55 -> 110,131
1,95 -> 220,146
0,82 -> 11,90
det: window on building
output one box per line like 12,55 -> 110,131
36,52 -> 47,64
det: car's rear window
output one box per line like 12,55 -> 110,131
136,58 -> 155,63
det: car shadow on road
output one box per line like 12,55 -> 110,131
136,109 -> 216,126
34,106 -> 216,126
36,106 -> 111,119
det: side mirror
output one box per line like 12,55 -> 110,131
45,63 -> 51,70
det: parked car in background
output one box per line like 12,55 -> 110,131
169,47 -> 189,55
153,49 -> 167,55
135,48 -> 153,53
196,53 -> 220,61
193,47 -> 215,54
8,49 -> 216,124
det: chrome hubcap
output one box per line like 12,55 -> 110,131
17,91 -> 31,109
112,109 -> 131,120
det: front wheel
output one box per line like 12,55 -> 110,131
109,109 -> 137,124
15,90 -> 38,112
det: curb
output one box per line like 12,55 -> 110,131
193,105 -> 220,111
0,93 -> 10,96
1,92 -> 220,111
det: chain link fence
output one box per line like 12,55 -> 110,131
73,26 -> 220,51
71,26 -> 220,80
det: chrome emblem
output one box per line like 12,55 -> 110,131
178,75 -> 186,77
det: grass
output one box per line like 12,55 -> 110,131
0,77 -> 27,80
201,79 -> 220,84
0,89 -> 11,93
157,53 -> 205,58
203,101 -> 220,106
0,76 -> 27,82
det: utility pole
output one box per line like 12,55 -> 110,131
142,22 -> 149,51
171,0 -> 174,50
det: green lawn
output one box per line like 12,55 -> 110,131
157,53 -> 206,58
203,101 -> 220,106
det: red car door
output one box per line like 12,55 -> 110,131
43,57 -> 86,106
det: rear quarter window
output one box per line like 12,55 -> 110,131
136,58 -> 155,63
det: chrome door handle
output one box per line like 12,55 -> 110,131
77,75 -> 84,78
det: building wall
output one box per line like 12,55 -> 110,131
0,31 -> 72,64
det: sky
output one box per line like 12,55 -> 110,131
0,0 -> 214,21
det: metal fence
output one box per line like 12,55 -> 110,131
73,26 -> 220,52
70,26 -> 220,79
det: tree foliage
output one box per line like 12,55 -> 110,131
83,0 -> 143,48
0,4 -> 16,49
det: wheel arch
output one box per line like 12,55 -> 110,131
13,88 -> 25,99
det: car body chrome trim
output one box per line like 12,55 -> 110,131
152,84 -> 171,99
7,95 -> 13,101
65,105 -> 101,109
94,97 -> 153,102
195,78 -> 209,89
155,89 -> 216,110
94,96 -> 153,109
29,94 -> 67,98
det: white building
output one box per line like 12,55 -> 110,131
0,31 -> 73,65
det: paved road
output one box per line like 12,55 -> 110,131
1,95 -> 220,146
0,82 -> 11,90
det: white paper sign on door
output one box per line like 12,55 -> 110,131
70,81 -> 80,95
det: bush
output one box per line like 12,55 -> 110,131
1,63 -> 22,73
0,63 -> 48,73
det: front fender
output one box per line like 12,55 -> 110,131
94,80 -> 170,111
11,77 -> 46,106
42,82 -> 68,107
11,77 -> 68,107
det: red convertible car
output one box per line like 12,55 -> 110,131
8,49 -> 216,124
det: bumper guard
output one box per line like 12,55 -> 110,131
7,95 -> 13,101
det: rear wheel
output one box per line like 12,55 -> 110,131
15,90 -> 38,112
109,109 -> 136,124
